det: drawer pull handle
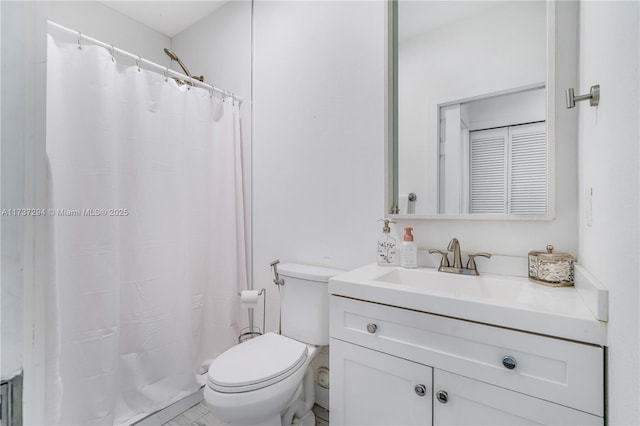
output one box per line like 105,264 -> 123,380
436,390 -> 448,404
366,323 -> 378,334
414,384 -> 427,397
502,356 -> 517,370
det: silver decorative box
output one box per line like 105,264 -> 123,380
528,245 -> 574,287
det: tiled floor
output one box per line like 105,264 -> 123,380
163,402 -> 329,426
162,401 -> 225,426
313,405 -> 330,426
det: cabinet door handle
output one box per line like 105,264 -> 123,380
502,356 -> 517,370
414,384 -> 427,396
436,390 -> 448,404
366,323 -> 378,334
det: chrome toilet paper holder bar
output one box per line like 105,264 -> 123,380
238,288 -> 266,343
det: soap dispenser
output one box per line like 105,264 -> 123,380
377,219 -> 399,266
400,227 -> 418,269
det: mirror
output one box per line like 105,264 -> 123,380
393,1 -> 552,218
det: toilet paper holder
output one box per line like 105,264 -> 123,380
238,288 -> 266,343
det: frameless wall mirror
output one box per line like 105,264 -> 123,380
392,0 -> 554,219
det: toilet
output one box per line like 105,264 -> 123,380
204,263 -> 342,426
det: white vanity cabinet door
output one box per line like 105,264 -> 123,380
330,338 -> 433,426
433,369 -> 603,426
330,295 -> 604,416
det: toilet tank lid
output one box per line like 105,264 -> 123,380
277,263 -> 344,282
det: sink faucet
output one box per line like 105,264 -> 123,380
447,238 -> 463,268
428,238 -> 491,275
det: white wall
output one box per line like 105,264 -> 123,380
398,2 -> 546,213
171,1 -> 251,101
47,1 -> 171,65
465,88 -> 546,132
577,1 -> 640,423
252,0 -> 387,330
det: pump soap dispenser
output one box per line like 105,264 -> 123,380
400,227 -> 417,269
377,219 -> 399,266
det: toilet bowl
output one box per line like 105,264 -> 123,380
204,333 -> 317,425
204,263 -> 343,426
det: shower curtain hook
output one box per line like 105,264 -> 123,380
136,56 -> 141,72
77,32 -> 82,50
109,45 -> 115,62
164,67 -> 169,82
209,88 -> 214,98
188,75 -> 193,90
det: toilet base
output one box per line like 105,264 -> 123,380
248,411 -> 313,426
295,410 -> 315,426
248,414 -> 281,426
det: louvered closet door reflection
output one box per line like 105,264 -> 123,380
470,122 -> 546,215
470,127 -> 508,214
509,122 -> 547,215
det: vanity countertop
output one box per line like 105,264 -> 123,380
329,263 -> 607,346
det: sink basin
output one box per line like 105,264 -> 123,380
373,267 -> 524,302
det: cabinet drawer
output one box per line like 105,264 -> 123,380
330,296 -> 604,416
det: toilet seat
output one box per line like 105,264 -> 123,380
208,333 -> 308,393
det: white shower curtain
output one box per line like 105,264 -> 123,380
45,34 -> 247,425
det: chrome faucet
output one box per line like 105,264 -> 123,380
447,238 -> 463,268
429,238 -> 491,276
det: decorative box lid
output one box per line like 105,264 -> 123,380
528,245 -> 574,261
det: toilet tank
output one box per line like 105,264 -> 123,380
277,263 -> 343,346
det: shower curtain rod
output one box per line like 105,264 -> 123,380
47,21 -> 244,104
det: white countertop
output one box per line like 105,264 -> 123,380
329,263 -> 607,346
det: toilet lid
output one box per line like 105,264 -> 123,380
208,333 -> 308,393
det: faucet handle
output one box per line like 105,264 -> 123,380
428,249 -> 450,270
466,252 -> 492,274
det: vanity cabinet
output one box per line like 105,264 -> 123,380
329,295 -> 604,426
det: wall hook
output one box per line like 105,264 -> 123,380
566,84 -> 600,108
